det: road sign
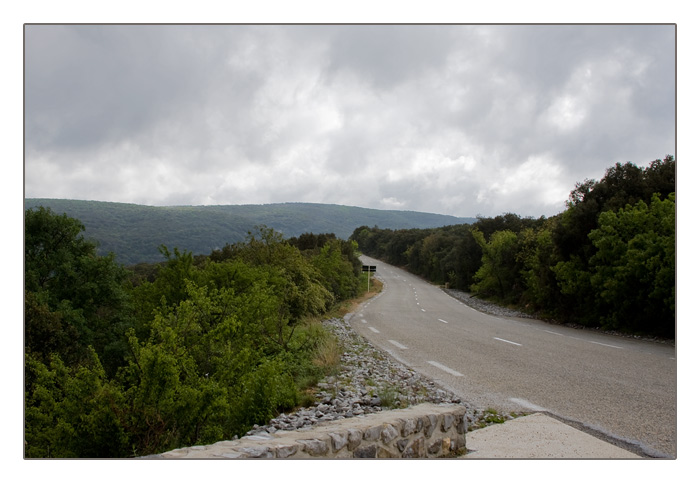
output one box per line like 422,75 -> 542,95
362,265 -> 376,292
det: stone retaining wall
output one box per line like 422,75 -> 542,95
153,403 -> 468,459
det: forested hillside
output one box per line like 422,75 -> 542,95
351,156 -> 676,339
22,199 -> 476,265
25,207 -> 365,458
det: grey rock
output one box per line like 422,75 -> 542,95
442,413 -> 455,431
424,414 -> 438,438
400,418 -> 417,437
354,445 -> 377,458
276,445 -> 299,458
396,438 -> 409,453
380,424 -> 399,444
402,437 -> 425,458
329,432 -> 348,452
347,428 -> 363,451
297,438 -> 328,456
239,446 -> 274,458
363,425 -> 382,441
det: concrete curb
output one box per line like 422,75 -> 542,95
462,412 -> 640,459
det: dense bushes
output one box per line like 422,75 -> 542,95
351,156 -> 676,338
25,211 -> 363,458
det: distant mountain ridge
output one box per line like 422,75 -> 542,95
24,199 -> 476,265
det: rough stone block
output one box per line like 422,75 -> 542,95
363,425 -> 383,442
450,434 -> 466,452
380,424 -> 399,444
239,446 -> 274,458
424,414 -> 438,438
275,444 -> 299,458
297,439 -> 329,456
442,437 -> 451,454
455,414 -> 466,434
400,418 -> 417,437
354,444 -> 377,458
442,413 -> 455,431
402,436 -> 425,458
347,428 -> 363,451
396,438 -> 409,453
329,431 -> 348,452
428,438 -> 443,455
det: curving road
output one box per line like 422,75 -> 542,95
352,256 -> 677,458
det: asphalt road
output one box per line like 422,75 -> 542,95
354,256 -> 677,458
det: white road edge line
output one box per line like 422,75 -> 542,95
589,341 -> 623,349
427,361 -> 463,377
543,330 -> 564,336
369,327 -> 380,333
388,340 -> 408,350
493,337 -> 522,346
509,397 -> 548,412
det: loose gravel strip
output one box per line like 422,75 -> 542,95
444,288 -> 535,319
244,314 -> 519,439
445,288 -> 674,346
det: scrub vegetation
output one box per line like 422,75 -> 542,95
24,212 -> 364,458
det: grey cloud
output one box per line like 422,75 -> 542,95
326,25 -> 457,89
24,24 -> 675,218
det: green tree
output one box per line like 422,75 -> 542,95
25,350 -> 129,458
518,225 -> 561,313
587,193 -> 675,336
312,239 -> 362,302
25,207 -> 133,376
470,228 -> 520,302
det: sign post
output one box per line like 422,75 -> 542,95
361,265 -> 377,292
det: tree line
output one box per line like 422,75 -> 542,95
351,156 -> 676,339
25,209 -> 364,458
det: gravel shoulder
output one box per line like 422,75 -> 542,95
244,305 -> 525,439
444,288 -> 675,346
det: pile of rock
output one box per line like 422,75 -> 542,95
444,288 -> 535,319
245,314 -> 510,439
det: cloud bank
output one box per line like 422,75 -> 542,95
24,24 -> 675,217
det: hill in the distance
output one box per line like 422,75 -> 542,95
25,199 -> 476,265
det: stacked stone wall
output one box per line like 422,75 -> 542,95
153,403 -> 468,459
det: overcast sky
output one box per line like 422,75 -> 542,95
24,24 -> 675,218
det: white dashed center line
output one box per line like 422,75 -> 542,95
369,327 -> 380,333
427,361 -> 464,377
589,341 -> 622,349
493,337 -> 522,346
388,340 -> 408,350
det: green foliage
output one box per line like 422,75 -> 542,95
25,207 -> 133,376
25,350 -> 129,458
470,228 -> 519,302
25,210 -> 364,457
587,193 -> 675,336
517,224 -> 560,313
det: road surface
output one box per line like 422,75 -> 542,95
353,256 -> 677,458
